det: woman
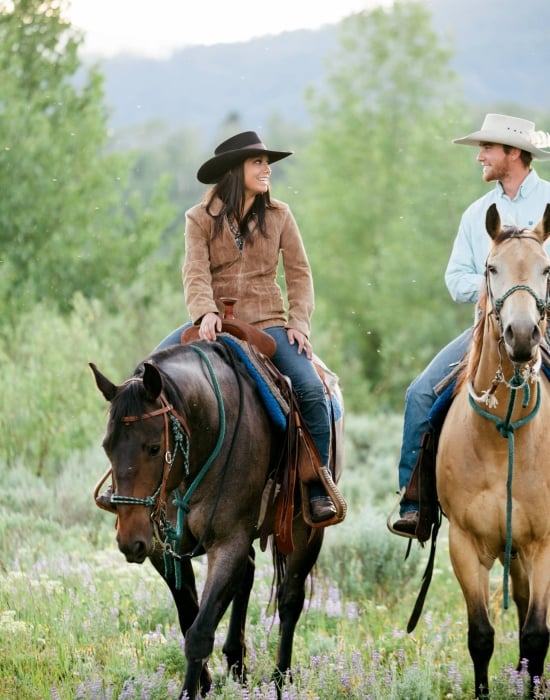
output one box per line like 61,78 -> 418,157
158,130 -> 335,523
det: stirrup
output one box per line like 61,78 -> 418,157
300,467 -> 346,529
386,487 -> 417,539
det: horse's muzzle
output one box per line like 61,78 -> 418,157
503,320 -> 541,363
116,519 -> 154,563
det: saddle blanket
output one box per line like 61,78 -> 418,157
218,334 -> 343,432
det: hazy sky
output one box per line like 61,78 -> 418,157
68,0 -> 394,58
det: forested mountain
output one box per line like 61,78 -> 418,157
429,0 -> 550,107
5,0 -> 549,454
90,0 -> 550,140
97,28 -> 336,137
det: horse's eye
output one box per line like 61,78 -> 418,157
148,445 -> 161,458
544,266 -> 550,277
487,265 -> 497,275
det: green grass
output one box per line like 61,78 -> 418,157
0,533 -> 540,699
1,417 -> 549,699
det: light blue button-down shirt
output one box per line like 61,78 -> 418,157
445,169 -> 550,304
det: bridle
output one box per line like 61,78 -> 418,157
486,232 -> 549,330
475,233 -> 550,403
112,394 -> 190,520
95,345 -> 231,589
490,283 -> 548,328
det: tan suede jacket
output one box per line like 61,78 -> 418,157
182,196 -> 314,338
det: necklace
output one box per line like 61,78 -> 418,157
228,217 -> 244,251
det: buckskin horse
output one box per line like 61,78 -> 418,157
436,203 -> 550,698
90,327 -> 344,700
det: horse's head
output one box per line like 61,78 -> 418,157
90,361 -> 188,563
485,203 -> 550,363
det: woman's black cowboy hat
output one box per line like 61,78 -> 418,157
197,131 -> 293,184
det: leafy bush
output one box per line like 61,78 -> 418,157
343,413 -> 404,508
318,506 -> 422,602
0,284 -> 184,478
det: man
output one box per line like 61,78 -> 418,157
392,113 -> 550,536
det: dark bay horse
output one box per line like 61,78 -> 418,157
436,203 -> 550,698
90,337 -> 344,700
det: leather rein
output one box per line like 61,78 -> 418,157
468,260 -> 549,610
94,345 -> 231,588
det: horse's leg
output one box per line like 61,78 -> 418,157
517,553 -> 550,691
273,520 -> 324,689
181,534 -> 253,700
222,545 -> 256,681
510,555 -> 530,635
149,552 -> 213,697
448,527 -> 494,699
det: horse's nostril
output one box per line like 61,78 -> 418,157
504,322 -> 541,360
117,537 -> 149,563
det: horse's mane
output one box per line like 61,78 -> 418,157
107,345 -> 190,441
108,341 -> 251,430
494,225 -> 536,244
454,286 -> 490,394
109,377 -> 147,425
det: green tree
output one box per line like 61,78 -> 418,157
0,0 -> 176,322
290,1 -> 484,410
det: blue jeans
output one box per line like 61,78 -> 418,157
398,327 -> 472,515
155,324 -> 331,468
155,324 -> 191,350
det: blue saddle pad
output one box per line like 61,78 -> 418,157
428,380 -> 456,434
219,334 -> 343,431
220,335 -> 288,432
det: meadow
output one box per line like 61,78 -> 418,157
1,414 -> 549,700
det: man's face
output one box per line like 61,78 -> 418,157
476,142 -> 516,182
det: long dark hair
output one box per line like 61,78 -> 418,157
205,161 -> 279,242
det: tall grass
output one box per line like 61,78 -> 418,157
1,418 -> 550,699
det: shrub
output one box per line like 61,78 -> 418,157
318,506 -> 422,602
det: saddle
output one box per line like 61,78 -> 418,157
388,355 -> 469,543
256,356 -> 347,554
401,429 -> 439,544
181,305 -> 346,554
181,317 -> 277,358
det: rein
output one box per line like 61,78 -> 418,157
469,369 -> 541,609
469,275 -> 546,609
106,346 -> 229,589
160,345 -> 229,587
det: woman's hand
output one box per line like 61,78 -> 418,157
286,328 -> 312,360
199,312 -> 222,341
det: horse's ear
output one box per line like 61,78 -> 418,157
142,362 -> 163,401
89,362 -> 118,402
534,202 -> 550,242
485,203 -> 501,240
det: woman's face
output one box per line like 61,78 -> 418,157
243,155 -> 271,197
